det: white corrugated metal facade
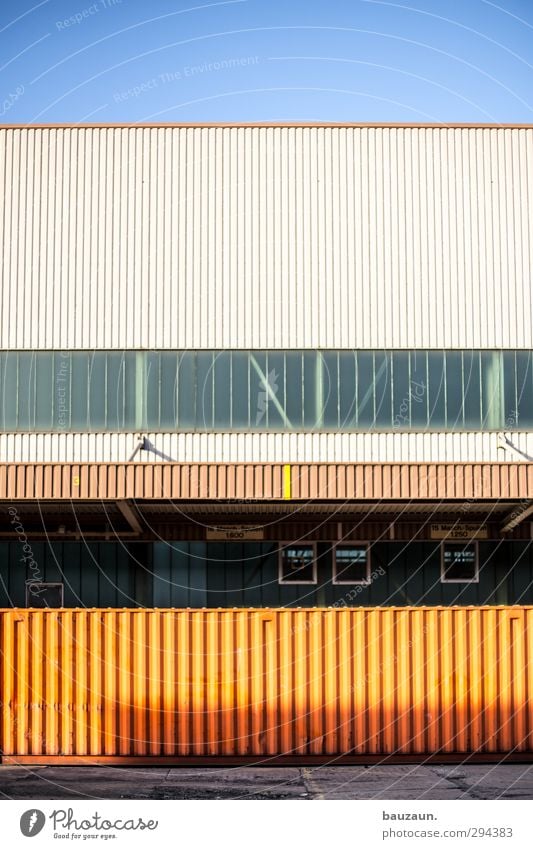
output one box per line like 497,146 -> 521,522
1,125 -> 532,351
2,431 -> 533,464
1,123 -> 532,464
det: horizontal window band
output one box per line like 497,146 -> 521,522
0,349 -> 531,434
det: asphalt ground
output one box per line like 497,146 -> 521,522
1,764 -> 533,800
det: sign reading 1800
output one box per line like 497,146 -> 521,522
206,525 -> 265,540
430,523 -> 488,540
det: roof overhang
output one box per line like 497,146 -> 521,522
1,462 -> 532,501
1,462 -> 532,540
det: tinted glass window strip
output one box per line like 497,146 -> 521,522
1,350 -> 532,433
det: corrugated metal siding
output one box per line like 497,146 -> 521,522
1,461 -> 532,500
2,541 -> 532,609
153,541 -> 533,608
0,542 -> 144,608
3,431 -> 533,464
1,126 -> 532,350
1,607 -> 532,759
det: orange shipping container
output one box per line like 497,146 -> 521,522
1,607 -> 532,763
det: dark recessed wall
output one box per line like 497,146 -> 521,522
0,540 -> 532,608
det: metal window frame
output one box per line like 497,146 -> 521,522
440,541 -> 479,584
278,542 -> 318,585
25,580 -> 65,607
332,542 -> 371,585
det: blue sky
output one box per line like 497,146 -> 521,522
1,0 -> 533,123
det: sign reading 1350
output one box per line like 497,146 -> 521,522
430,524 -> 488,540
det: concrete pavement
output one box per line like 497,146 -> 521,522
1,764 -> 533,800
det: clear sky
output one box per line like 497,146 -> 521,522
1,0 -> 532,124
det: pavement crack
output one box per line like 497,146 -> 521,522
428,767 -> 481,800
300,767 -> 324,800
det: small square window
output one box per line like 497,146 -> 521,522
441,543 -> 479,583
25,582 -> 64,608
279,544 -> 317,584
333,544 -> 370,584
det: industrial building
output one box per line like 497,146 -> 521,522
1,123 -> 533,762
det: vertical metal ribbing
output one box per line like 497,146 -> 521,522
249,612 -> 262,755
103,610 -> 116,756
148,611 -> 161,755
15,612 -> 28,755
162,611 -> 175,756
499,609 -> 512,752
337,609 -> 352,754
482,607 -> 499,753
510,611 -> 527,751
367,610 -> 380,753
381,609 -> 395,753
176,609 -> 190,756
2,612 -> 15,755
45,613 -> 59,755
352,609 -> 366,754
191,611 -> 204,755
1,607 -> 533,760
235,611 -> 250,756
3,126 -> 533,352
132,611 -> 147,756
293,611 -> 307,754
205,611 -> 218,756
31,612 -> 44,756
117,610 -> 131,756
278,611 -> 292,756
221,611 -> 235,756
396,609 -> 411,753
453,609 -> 467,752
263,614 -> 277,755
527,609 -> 533,751
308,610 -> 322,755
89,613 -> 101,756
468,608 -> 482,753
323,611 -> 337,755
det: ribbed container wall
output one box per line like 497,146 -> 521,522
1,607 -> 532,760
1,126 -> 532,351
3,431 -> 533,464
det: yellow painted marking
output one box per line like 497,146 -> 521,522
283,464 -> 291,499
